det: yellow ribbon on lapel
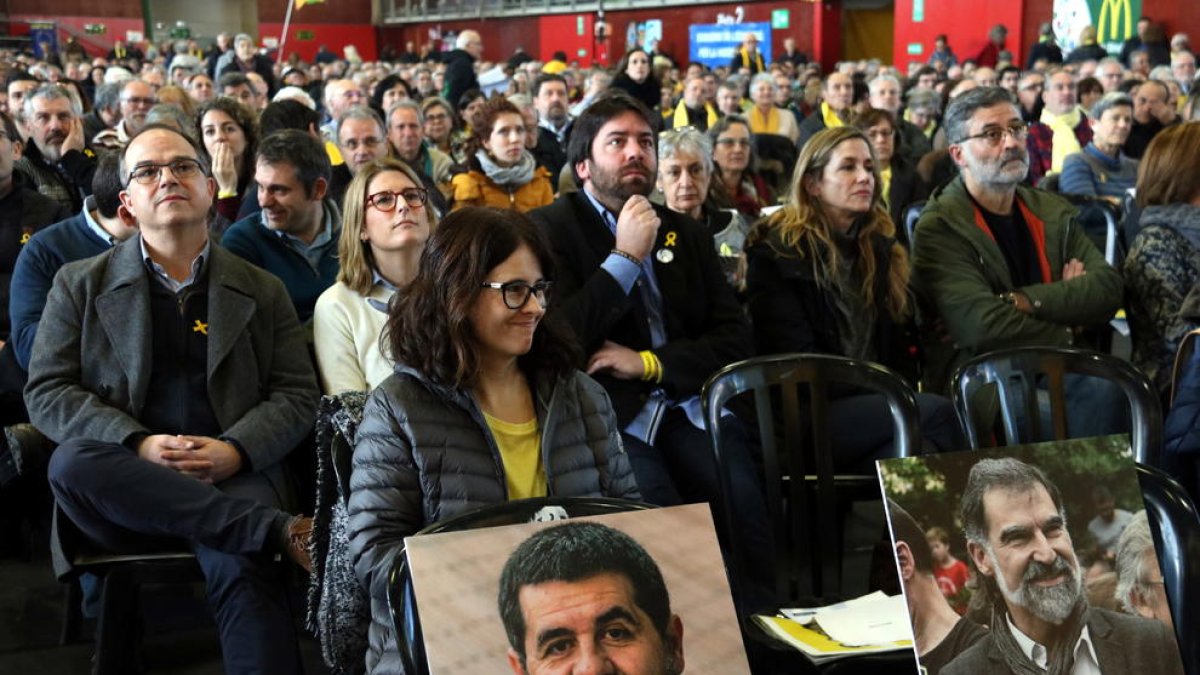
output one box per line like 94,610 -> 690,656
664,232 -> 678,247
192,320 -> 208,335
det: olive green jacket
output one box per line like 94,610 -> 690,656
911,176 -> 1123,392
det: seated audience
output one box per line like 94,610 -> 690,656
610,48 -> 661,114
419,96 -> 455,157
348,207 -> 640,675
746,126 -> 962,468
449,96 -> 553,213
1027,70 -> 1093,185
797,71 -> 855,148
657,126 -> 749,289
313,159 -> 435,394
27,124 -> 318,675
855,108 -> 927,244
707,115 -> 775,217
1125,79 -> 1178,159
196,97 -> 258,226
1123,121 -> 1200,397
222,129 -> 340,326
1060,92 -> 1139,201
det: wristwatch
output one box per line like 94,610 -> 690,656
1000,292 -> 1018,306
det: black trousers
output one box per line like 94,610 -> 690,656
48,439 -> 303,675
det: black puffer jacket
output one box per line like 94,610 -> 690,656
347,365 -> 640,674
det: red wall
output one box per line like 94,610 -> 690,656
9,15 -> 145,58
259,23 -> 378,63
891,0 -> 1024,71
377,2 -> 824,70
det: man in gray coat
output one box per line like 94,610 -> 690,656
24,124 -> 319,675
942,458 -> 1184,675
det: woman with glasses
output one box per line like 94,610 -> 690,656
657,126 -> 750,289
448,96 -> 553,213
854,108 -> 927,246
348,206 -> 639,675
745,127 -> 963,468
707,115 -> 775,217
196,97 -> 258,228
420,96 -> 455,157
313,159 -> 435,394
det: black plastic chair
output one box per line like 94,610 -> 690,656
386,496 -> 656,675
1137,463 -> 1200,675
1058,193 -> 1125,266
53,505 -> 203,674
950,346 -> 1162,466
701,353 -> 920,673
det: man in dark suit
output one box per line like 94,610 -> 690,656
24,124 -> 319,675
942,458 -> 1185,675
527,92 -> 771,607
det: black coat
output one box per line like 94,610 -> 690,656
442,49 -> 479,108
888,155 -> 928,245
528,192 -> 752,425
745,228 -> 919,384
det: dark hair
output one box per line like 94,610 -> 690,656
384,207 -> 581,388
1077,76 -> 1104,99
854,107 -> 897,133
256,129 -> 332,198
960,457 -> 1065,546
456,88 -> 485,113
4,70 -> 37,90
565,90 -> 653,186
943,86 -> 1018,145
465,96 -> 525,168
218,71 -> 252,92
92,152 -> 124,218
120,123 -> 211,185
371,74 -> 413,112
532,73 -> 567,99
0,110 -> 18,143
195,97 -> 260,195
497,521 -> 672,664
260,99 -> 321,137
887,499 -> 934,574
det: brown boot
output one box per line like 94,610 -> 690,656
283,515 -> 313,573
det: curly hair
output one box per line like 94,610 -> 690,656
195,96 -> 260,197
463,96 -> 525,170
384,207 -> 581,388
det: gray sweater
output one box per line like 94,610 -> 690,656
347,365 -> 640,674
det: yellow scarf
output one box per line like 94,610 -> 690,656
672,100 -> 719,129
1041,106 -> 1083,175
738,48 -> 764,72
749,105 -> 780,135
821,101 -> 846,129
880,165 -> 893,208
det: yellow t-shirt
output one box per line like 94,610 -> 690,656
483,412 -> 547,500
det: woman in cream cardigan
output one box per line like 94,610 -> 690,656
313,158 -> 437,394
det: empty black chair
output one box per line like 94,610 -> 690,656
951,346 -> 1162,466
702,354 -> 921,672
387,496 -> 655,675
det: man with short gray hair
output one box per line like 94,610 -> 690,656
1113,510 -> 1174,631
912,87 -> 1123,409
870,74 -> 931,162
92,79 -> 155,151
443,30 -> 482,108
941,458 -> 1183,675
16,84 -> 97,213
385,100 -> 450,213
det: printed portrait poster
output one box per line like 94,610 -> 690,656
877,437 -> 1187,675
404,503 -> 751,674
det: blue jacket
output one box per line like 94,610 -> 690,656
220,202 -> 341,323
1164,329 -> 1200,500
9,205 -> 111,370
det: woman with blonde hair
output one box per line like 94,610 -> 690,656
312,158 -> 436,394
745,126 -> 962,466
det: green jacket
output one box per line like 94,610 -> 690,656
911,176 -> 1123,392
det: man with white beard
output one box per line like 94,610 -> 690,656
941,458 -> 1184,675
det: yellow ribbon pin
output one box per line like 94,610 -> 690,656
664,232 -> 677,247
192,320 -> 208,335
20,233 -> 30,244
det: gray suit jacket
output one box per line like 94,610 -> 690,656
941,607 -> 1184,675
24,235 -> 319,494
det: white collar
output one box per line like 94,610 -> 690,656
1005,612 -> 1101,672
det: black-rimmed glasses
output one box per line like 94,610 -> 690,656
126,158 -> 206,186
480,280 -> 553,310
955,122 -> 1029,147
366,188 -> 429,211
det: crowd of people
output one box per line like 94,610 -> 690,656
0,18 -> 1198,675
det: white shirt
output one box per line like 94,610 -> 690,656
1006,613 -> 1102,675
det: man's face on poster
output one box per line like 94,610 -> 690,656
969,483 -> 1084,625
508,572 -> 684,675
